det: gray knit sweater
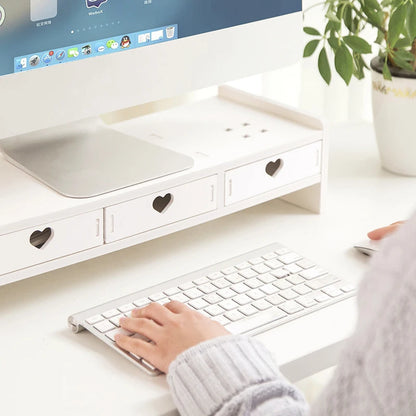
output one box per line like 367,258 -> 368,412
167,211 -> 416,416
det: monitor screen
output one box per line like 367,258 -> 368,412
0,0 -> 301,77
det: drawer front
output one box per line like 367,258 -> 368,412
0,210 -> 103,276
225,142 -> 322,205
105,175 -> 218,243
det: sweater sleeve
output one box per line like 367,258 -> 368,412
167,334 -> 308,416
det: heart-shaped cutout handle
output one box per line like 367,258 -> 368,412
30,228 -> 53,249
152,193 -> 173,213
265,158 -> 284,177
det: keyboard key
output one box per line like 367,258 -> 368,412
179,282 -> 194,291
184,288 -> 204,299
275,247 -> 290,255
212,278 -> 230,289
322,285 -> 343,298
118,303 -> 136,313
278,252 -> 303,264
102,309 -> 120,319
86,315 -> 104,325
205,304 -> 225,316
258,273 -> 275,284
156,298 -> 169,305
252,299 -> 273,311
163,287 -> 180,297
284,264 -> 303,274
252,264 -> 271,274
239,269 -> 258,279
207,271 -> 224,280
199,283 -> 217,294
300,267 -> 327,280
225,273 -> 244,284
296,296 -> 318,308
260,284 -> 279,295
306,274 -> 340,290
221,266 -> 238,275
245,278 -> 263,289
235,261 -> 251,270
262,252 -> 278,260
248,257 -> 264,265
286,274 -> 305,285
314,292 -> 331,303
219,299 -> 239,311
247,289 -> 265,300
226,308 -> 286,334
232,283 -> 250,294
141,359 -> 157,372
106,328 -> 132,342
203,293 -> 223,304
148,292 -> 165,302
225,310 -> 245,322
279,301 -> 304,315
271,269 -> 290,279
340,284 -> 355,293
217,288 -> 237,299
193,276 -> 210,285
296,259 -> 315,269
280,289 -> 299,300
133,298 -> 150,307
266,294 -> 285,306
110,314 -> 124,327
273,279 -> 292,290
234,294 -> 252,305
94,320 -> 116,333
188,298 -> 210,310
212,315 -> 230,326
265,259 -> 284,269
239,304 -> 258,316
293,284 -> 312,295
169,293 -> 189,303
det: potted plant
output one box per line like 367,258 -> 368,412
303,0 -> 416,176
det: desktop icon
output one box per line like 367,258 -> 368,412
56,50 -> 65,60
120,35 -> 131,49
20,58 -> 27,69
29,55 -> 40,66
106,39 -> 115,48
0,5 -> 5,27
42,53 -> 52,64
85,0 -> 108,8
138,33 -> 150,44
151,30 -> 164,41
166,26 -> 175,39
68,47 -> 79,58
82,45 -> 92,55
95,44 -> 105,53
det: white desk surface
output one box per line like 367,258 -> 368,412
1,120 -> 415,416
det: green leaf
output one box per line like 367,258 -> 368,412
375,29 -> 385,45
335,45 -> 353,85
353,53 -> 365,80
343,35 -> 372,54
362,5 -> 384,29
343,5 -> 353,32
406,3 -> 416,40
392,50 -> 415,70
303,27 -> 321,36
388,5 -> 407,47
318,47 -> 331,85
303,39 -> 320,57
328,34 -> 339,51
395,37 -> 411,49
364,0 -> 382,11
383,60 -> 392,80
326,9 -> 341,23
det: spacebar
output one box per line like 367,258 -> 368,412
225,308 -> 287,335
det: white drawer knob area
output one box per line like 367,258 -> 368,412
104,175 -> 218,243
0,210 -> 104,277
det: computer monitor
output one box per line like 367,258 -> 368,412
0,0 -> 302,198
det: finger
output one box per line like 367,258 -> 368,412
115,333 -> 155,359
120,317 -> 161,340
164,300 -> 190,314
368,223 -> 401,240
130,302 -> 174,325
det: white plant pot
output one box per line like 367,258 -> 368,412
371,60 -> 416,176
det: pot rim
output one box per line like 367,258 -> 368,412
370,56 -> 416,80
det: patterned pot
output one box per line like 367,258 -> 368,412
371,56 -> 416,176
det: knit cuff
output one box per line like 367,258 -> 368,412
167,335 -> 284,416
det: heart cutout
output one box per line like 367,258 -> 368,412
152,193 -> 173,213
265,158 -> 283,177
30,228 -> 52,249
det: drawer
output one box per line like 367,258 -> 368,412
0,210 -> 103,276
225,142 -> 322,205
105,175 -> 218,243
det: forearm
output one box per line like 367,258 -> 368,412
167,335 -> 308,416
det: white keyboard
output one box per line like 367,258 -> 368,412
68,243 -> 355,376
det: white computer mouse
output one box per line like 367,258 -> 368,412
354,239 -> 382,256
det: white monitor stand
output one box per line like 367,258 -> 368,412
0,119 -> 193,198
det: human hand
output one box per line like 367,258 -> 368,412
367,221 -> 404,240
114,301 -> 229,373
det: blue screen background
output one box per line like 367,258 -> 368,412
0,0 -> 301,76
